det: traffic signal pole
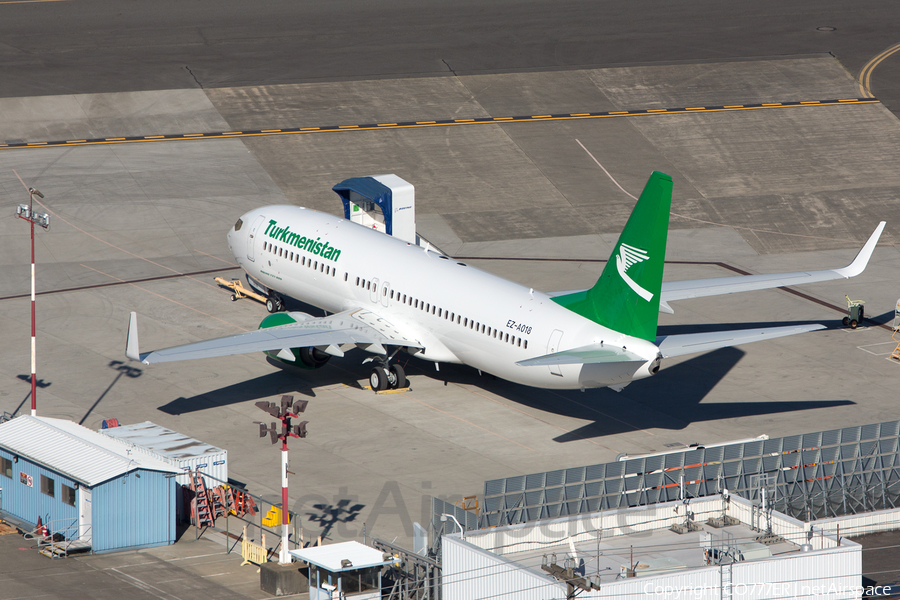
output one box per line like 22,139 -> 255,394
255,395 -> 309,564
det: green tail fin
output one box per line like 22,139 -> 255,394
553,171 -> 672,341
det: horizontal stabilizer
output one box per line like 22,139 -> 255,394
661,222 -> 885,302
656,324 -> 825,359
517,343 -> 645,367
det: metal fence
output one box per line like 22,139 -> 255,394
190,470 -> 316,558
474,420 -> 900,528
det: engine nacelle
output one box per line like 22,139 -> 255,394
258,312 -> 331,370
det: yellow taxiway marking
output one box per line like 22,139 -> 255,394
0,98 -> 879,151
858,42 -> 900,97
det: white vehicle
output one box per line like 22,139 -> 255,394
127,172 -> 885,392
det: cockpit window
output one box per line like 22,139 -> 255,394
234,218 -> 243,231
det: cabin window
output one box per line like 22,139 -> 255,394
425,303 -> 430,312
414,299 -> 418,308
524,340 -> 528,349
295,255 -> 299,263
345,273 -> 349,282
383,287 -> 388,297
505,333 -> 509,342
356,277 -> 360,286
289,252 -> 293,260
0,456 -> 11,479
437,308 -> 442,317
314,261 -> 318,270
320,263 -> 324,272
41,475 -> 55,498
62,484 -> 76,507
517,337 -> 521,347
402,294 -> 407,303
432,305 -> 436,315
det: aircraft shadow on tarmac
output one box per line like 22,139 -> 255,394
158,319 -> 854,438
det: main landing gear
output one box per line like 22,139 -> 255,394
366,350 -> 407,392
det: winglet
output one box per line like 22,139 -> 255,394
834,221 -> 886,278
126,312 -> 141,362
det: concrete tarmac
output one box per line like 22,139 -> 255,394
1,51 -> 900,600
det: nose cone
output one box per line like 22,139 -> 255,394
227,212 -> 252,260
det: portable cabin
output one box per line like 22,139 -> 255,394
0,416 -> 178,553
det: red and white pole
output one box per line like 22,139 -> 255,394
17,188 -> 45,417
30,216 -> 36,416
280,437 -> 290,564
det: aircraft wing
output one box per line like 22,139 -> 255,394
126,308 -> 423,365
655,324 -> 826,359
546,222 -> 885,313
660,222 -> 885,304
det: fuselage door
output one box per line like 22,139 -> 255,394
246,215 -> 266,262
547,329 -> 564,377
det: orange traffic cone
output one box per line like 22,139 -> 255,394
36,516 -> 48,538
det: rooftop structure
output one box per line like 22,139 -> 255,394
443,494 -> 862,600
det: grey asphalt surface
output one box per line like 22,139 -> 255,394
1,0 -> 900,111
2,2 -> 900,599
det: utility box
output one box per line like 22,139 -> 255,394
333,175 -> 417,244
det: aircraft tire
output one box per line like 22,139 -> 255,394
389,364 -> 407,389
370,367 -> 388,392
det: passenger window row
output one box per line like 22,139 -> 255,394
261,239 -> 528,350
264,241 -> 337,278
352,277 -> 527,350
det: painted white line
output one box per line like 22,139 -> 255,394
857,342 -> 896,356
108,568 -> 183,600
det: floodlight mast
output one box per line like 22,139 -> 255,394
15,187 -> 49,416
255,395 -> 309,564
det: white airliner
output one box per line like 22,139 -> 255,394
126,172 -> 885,392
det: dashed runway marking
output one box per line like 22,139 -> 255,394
0,98 -> 879,151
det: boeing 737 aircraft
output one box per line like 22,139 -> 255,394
126,172 -> 885,393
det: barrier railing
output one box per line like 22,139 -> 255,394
240,525 -> 268,569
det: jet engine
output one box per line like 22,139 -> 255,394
258,312 -> 332,369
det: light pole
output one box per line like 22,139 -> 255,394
255,395 -> 309,564
15,188 -> 50,416
440,513 -> 464,538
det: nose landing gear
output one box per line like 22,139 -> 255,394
266,295 -> 285,313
